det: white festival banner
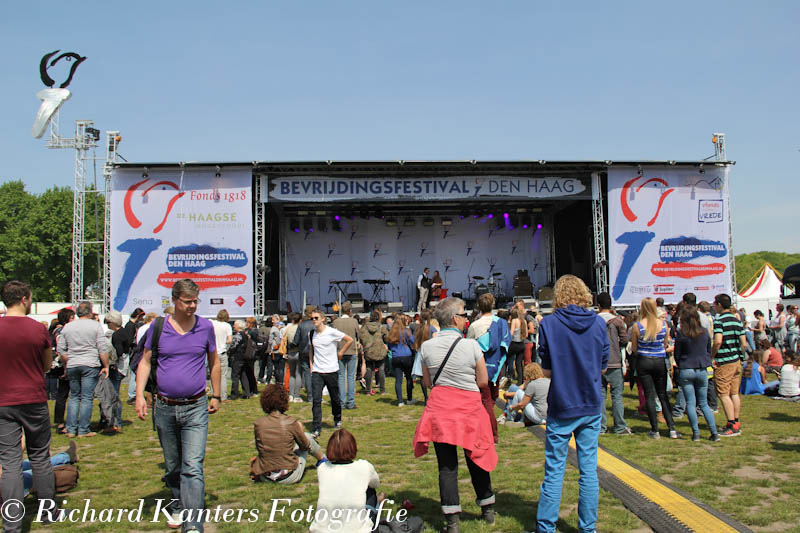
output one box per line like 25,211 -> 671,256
607,166 -> 732,306
110,167 -> 254,316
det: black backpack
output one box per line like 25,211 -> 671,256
129,317 -> 165,394
242,333 -> 257,361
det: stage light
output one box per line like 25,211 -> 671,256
385,217 -> 397,227
537,223 -> 543,230
523,224 -> 529,229
403,218 -> 416,227
488,214 -> 494,219
441,217 -> 452,226
473,214 -> 479,219
290,219 -> 300,232
503,213 -> 509,219
423,217 -> 435,226
521,215 -> 532,228
334,215 -> 341,221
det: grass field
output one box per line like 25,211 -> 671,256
12,375 -> 800,533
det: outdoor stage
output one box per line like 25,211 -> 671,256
108,159 -> 734,318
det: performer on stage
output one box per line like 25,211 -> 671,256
417,268 -> 431,313
431,270 -> 444,302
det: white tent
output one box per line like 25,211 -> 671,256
737,263 -> 782,319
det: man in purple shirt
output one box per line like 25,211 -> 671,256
135,279 -> 221,532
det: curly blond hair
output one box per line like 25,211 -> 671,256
523,362 -> 544,381
552,275 -> 593,309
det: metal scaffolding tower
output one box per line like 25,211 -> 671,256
102,131 -> 121,312
46,113 -> 98,307
44,110 -> 119,310
254,174 -> 267,317
591,172 -> 609,294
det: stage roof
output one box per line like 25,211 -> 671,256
114,159 -> 735,171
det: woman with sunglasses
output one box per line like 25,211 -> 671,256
413,297 -> 496,533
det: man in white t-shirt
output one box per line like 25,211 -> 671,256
211,310 -> 233,402
309,308 -> 353,438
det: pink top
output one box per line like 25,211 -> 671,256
413,385 -> 497,472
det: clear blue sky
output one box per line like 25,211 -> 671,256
2,1 -> 797,254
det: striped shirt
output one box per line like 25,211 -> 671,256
713,312 -> 745,364
636,321 -> 667,358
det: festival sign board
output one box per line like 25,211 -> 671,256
607,165 -> 732,306
262,175 -> 592,202
110,167 -> 254,316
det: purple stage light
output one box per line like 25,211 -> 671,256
473,214 -> 479,219
309,228 -> 314,232
293,228 -> 300,233
503,213 -> 509,218
523,224 -> 529,229
487,214 -> 494,219
334,215 -> 340,221
537,223 -> 543,229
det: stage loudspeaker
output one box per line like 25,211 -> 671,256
265,300 -> 279,315
347,293 -> 363,301
350,300 -> 365,313
386,302 -> 403,313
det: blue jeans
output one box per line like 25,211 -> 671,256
338,355 -> 357,408
502,385 -> 545,424
23,452 -> 71,496
66,366 -> 100,435
601,368 -> 627,433
109,368 -> 124,427
677,368 -> 717,437
745,330 -> 755,352
154,396 -> 209,532
300,356 -> 312,399
672,387 -> 686,417
128,370 -> 137,400
537,414 -> 601,533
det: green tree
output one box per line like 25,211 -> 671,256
0,180 -> 104,301
735,251 -> 800,291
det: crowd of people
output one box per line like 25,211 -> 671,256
2,272 -> 799,533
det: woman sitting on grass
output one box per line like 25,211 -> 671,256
250,384 -> 324,484
310,428 -> 380,533
496,362 -> 549,426
739,349 -> 766,395
777,350 -> 800,398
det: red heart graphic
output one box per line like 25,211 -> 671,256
620,176 -> 675,227
124,178 -> 185,233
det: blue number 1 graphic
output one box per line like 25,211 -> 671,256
611,231 -> 655,300
113,238 -> 162,310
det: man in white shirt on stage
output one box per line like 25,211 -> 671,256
417,267 -> 431,313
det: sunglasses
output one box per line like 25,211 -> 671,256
456,312 -> 468,318
312,316 -> 323,321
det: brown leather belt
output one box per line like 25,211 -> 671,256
156,392 -> 205,406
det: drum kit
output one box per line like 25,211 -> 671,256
470,272 -> 505,299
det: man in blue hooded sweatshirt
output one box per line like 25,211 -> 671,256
534,275 -> 609,533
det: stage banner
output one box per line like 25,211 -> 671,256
607,165 -> 732,306
282,216 -> 550,312
263,175 -> 591,202
110,167 -> 254,316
